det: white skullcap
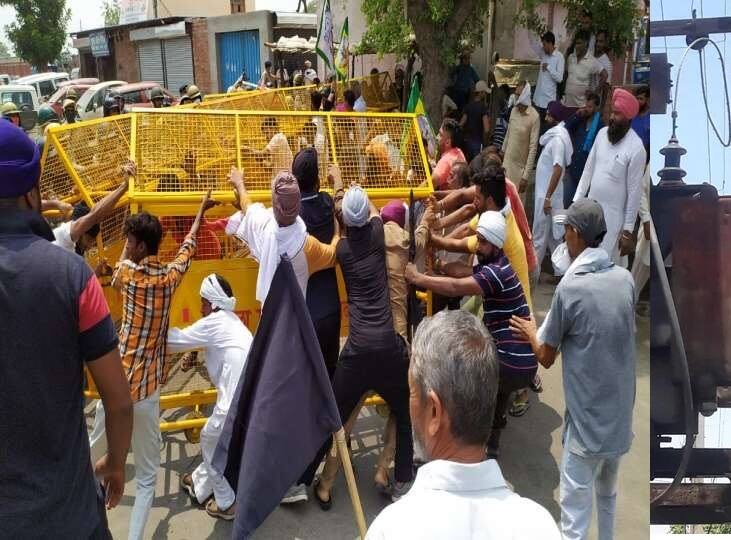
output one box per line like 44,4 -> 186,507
475,211 -> 506,249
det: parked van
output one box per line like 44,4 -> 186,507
0,84 -> 40,111
16,72 -> 70,100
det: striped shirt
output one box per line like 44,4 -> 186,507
472,253 -> 537,373
112,237 -> 196,401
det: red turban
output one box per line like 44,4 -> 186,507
612,88 -> 639,120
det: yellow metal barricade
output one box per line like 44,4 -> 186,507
41,108 -> 432,437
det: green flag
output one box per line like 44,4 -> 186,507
334,17 -> 349,81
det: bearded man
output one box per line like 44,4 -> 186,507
573,88 -> 646,266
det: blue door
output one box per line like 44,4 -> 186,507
218,30 -> 261,91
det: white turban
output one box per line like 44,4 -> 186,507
517,82 -> 532,107
200,274 -> 236,312
342,186 -> 370,227
476,211 -> 506,249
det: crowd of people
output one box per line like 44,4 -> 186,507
2,8 -> 647,538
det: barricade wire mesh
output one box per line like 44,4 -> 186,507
336,72 -> 400,112
41,110 -> 431,203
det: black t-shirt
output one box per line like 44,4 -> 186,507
463,100 -> 489,142
336,217 -> 396,351
300,191 -> 341,320
1,209 -> 118,538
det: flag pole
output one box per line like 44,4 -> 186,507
334,428 -> 367,538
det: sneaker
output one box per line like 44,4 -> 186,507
530,374 -> 543,393
390,481 -> 412,502
508,398 -> 530,417
280,483 -> 308,504
206,499 -> 236,521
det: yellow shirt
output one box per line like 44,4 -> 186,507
467,212 -> 532,313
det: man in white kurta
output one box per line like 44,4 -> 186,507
365,310 -> 559,540
573,88 -> 646,266
503,82 -> 540,198
631,166 -> 651,302
533,101 -> 573,275
168,274 -> 253,518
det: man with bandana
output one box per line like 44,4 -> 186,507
501,81 -> 540,198
511,199 -> 635,540
405,210 -> 536,459
224,167 -> 340,306
573,87 -> 646,266
167,274 -> 253,521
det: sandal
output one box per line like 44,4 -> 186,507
313,479 -> 332,511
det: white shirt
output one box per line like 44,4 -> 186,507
365,459 -> 560,540
304,68 -> 317,84
354,95 -> 367,112
530,40 -> 565,109
574,127 -> 646,257
594,53 -> 612,86
167,310 -> 253,416
563,53 -> 604,108
52,221 -> 76,252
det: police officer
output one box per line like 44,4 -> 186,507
62,99 -> 80,124
103,96 -> 121,117
186,84 -> 203,103
108,88 -> 126,114
151,87 -> 166,108
1,102 -> 21,128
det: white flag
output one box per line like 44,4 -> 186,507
315,0 -> 335,76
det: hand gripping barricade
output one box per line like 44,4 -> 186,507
39,108 -> 433,442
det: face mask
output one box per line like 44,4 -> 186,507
551,242 -> 572,276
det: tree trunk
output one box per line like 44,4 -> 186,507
405,0 -> 479,128
418,44 -> 449,128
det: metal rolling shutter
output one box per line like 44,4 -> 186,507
163,37 -> 194,96
137,40 -> 165,87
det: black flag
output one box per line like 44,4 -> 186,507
212,257 -> 342,539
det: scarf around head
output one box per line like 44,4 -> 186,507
272,171 -> 301,225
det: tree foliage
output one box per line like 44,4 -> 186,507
515,0 -> 644,57
102,0 -> 121,27
0,40 -> 11,58
0,0 -> 71,69
360,0 -> 488,123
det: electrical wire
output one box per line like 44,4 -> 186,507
660,0 -> 668,56
703,48 -> 713,184
672,37 -> 731,147
649,217 -> 696,507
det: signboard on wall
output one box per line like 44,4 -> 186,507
89,31 -> 110,57
120,0 -> 149,24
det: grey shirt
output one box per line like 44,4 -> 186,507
539,248 -> 635,457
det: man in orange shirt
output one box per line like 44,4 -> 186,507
90,192 -> 218,540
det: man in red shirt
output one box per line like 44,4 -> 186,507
431,118 -> 466,190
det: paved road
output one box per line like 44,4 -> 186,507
99,280 -> 649,539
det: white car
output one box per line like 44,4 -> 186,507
15,72 -> 70,100
77,80 -> 127,120
0,84 -> 40,111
